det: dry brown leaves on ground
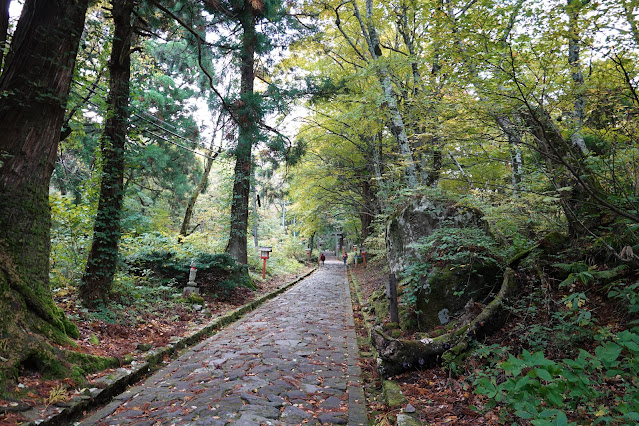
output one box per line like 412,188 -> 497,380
0,268 -> 311,425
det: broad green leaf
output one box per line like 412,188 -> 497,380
595,342 -> 622,366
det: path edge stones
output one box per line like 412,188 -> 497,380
28,268 -> 316,426
343,267 -> 369,425
348,267 -> 421,425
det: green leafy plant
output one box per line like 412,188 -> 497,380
402,223 -> 505,308
473,331 -> 639,424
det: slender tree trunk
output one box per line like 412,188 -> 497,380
252,185 -> 259,249
0,0 -> 9,69
397,0 -> 442,187
495,114 -> 524,197
360,178 -> 376,241
567,0 -> 588,154
349,0 -> 419,188
81,0 -> 133,307
0,0 -> 88,380
446,0 -> 527,198
180,147 -> 219,237
370,131 -> 388,212
226,6 -> 258,265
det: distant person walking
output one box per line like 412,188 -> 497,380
342,251 -> 348,265
320,253 -> 325,266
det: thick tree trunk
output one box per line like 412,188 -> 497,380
0,0 -> 9,69
226,7 -> 258,265
0,0 -> 89,383
81,0 -> 133,307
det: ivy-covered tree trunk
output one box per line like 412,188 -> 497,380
226,6 -> 259,265
81,0 -> 133,307
0,0 -> 88,384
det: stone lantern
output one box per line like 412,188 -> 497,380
259,247 -> 272,279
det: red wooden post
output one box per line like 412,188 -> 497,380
262,257 -> 267,279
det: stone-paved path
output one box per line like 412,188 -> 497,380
82,258 -> 367,425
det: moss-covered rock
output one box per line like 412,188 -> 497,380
412,262 -> 502,331
385,195 -> 488,275
385,195 -> 503,333
370,289 -> 389,320
382,380 -> 407,408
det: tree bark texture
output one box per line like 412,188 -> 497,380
81,0 -> 134,306
520,107 -> 637,234
567,0 -> 588,154
0,0 -> 88,382
0,0 -> 9,68
225,6 -> 258,265
348,0 -> 419,188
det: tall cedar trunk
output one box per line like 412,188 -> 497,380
0,0 -> 88,380
252,184 -> 259,249
81,0 -> 133,306
180,149 -> 218,237
0,0 -> 9,68
225,6 -> 257,265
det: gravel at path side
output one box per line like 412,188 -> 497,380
82,260 -> 367,425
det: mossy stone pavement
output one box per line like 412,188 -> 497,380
82,258 -> 367,425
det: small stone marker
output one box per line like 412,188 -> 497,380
183,260 -> 200,296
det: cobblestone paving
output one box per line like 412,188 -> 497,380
82,259 -> 367,425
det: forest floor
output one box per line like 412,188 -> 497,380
0,266 -> 313,425
350,258 -> 506,425
349,253 -> 633,425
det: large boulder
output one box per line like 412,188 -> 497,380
385,196 -> 499,331
385,196 -> 488,275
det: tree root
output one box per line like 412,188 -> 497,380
371,268 -> 516,377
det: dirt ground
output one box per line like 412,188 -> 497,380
0,267 -> 312,425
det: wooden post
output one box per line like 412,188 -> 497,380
387,273 -> 399,324
262,258 -> 266,279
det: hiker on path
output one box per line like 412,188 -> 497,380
320,253 -> 325,265
342,251 -> 348,265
